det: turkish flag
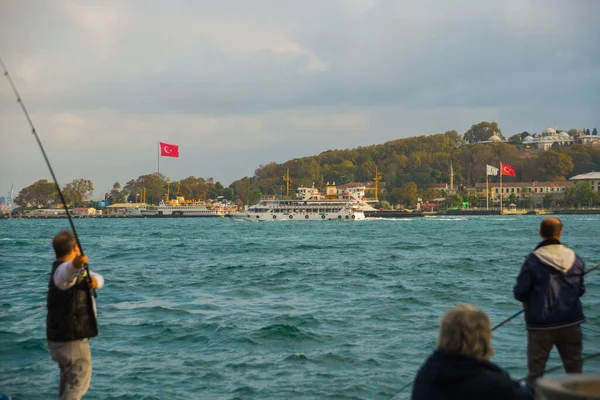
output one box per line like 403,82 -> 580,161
160,142 -> 179,157
501,163 -> 516,176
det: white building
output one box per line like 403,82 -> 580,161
569,172 -> 600,192
72,207 -> 97,216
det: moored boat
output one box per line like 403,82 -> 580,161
130,196 -> 236,217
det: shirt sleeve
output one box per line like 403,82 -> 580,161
53,261 -> 80,290
91,272 -> 104,289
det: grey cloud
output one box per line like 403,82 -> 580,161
1,0 -> 599,195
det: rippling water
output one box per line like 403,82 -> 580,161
1,215 -> 599,399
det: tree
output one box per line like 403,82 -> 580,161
564,182 -> 595,207
248,188 -> 263,205
14,179 -> 58,207
464,121 -> 503,144
61,184 -> 80,208
542,194 -> 557,208
533,151 -> 574,181
140,173 -> 167,204
466,192 -> 479,207
567,147 -> 596,175
519,131 -> 531,139
445,193 -> 463,208
110,182 -> 123,204
60,179 -> 93,207
357,161 -> 378,182
222,187 -> 235,201
593,128 -> 598,136
444,130 -> 464,147
396,182 -> 418,206
507,134 -> 523,145
377,200 -> 391,209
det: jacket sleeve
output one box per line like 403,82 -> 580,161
579,258 -> 586,297
512,380 -> 534,400
513,257 -> 532,303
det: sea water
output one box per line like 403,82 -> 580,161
1,216 -> 599,399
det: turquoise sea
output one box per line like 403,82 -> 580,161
1,216 -> 599,399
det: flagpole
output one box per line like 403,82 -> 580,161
486,171 -> 489,210
500,161 -> 503,213
157,141 -> 160,176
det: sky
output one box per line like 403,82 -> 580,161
1,0 -> 599,199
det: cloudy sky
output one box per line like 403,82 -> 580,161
1,0 -> 599,198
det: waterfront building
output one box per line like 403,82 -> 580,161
72,207 -> 97,216
473,181 -> 574,202
569,172 -> 600,192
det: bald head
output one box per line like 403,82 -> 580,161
539,217 -> 563,240
53,230 -> 76,258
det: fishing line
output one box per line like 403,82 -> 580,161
0,57 -> 96,298
388,261 -> 600,399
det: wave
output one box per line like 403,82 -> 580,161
284,352 -> 309,363
252,324 -> 324,342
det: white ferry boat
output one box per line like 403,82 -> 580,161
228,182 -> 368,221
130,196 -> 236,217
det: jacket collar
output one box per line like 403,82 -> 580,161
535,238 -> 561,250
533,240 -> 576,273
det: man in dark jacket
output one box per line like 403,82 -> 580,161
47,230 -> 104,399
412,304 -> 533,400
513,217 -> 585,387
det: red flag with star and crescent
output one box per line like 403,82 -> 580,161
501,163 -> 516,176
160,142 -> 179,158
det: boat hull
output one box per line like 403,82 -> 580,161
140,210 -> 226,217
228,211 -> 365,221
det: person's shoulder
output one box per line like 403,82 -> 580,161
477,369 -> 526,399
522,252 -> 540,267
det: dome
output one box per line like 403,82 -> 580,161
488,135 -> 502,142
523,135 -> 535,143
558,132 -> 570,139
543,127 -> 556,135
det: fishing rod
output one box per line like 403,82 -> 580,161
0,57 -> 96,298
388,261 -> 600,399
493,262 -> 600,331
389,349 -> 600,400
517,350 -> 600,382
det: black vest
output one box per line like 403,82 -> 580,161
46,260 -> 98,342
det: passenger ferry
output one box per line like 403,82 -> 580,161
130,196 -> 236,217
228,182 -> 369,221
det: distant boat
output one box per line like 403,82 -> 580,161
130,196 -> 236,217
228,182 -> 368,221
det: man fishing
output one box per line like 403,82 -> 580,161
513,217 -> 586,386
47,230 -> 104,399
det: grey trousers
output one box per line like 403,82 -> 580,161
48,339 -> 92,400
526,324 -> 582,386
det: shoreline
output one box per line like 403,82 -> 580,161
3,208 -> 600,219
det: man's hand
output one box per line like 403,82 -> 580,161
90,277 -> 99,289
73,255 -> 89,269
522,302 -> 526,309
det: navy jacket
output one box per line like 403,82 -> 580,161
412,350 -> 533,400
513,239 -> 585,330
